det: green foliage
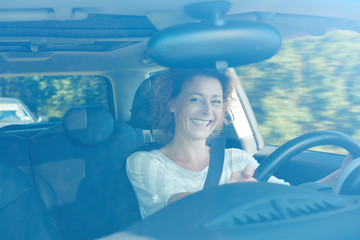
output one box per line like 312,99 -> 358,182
0,75 -> 108,121
238,30 -> 360,146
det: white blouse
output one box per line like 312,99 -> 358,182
126,148 -> 288,219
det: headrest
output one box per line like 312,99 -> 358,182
62,106 -> 114,146
129,77 -> 155,130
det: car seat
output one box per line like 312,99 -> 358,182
0,130 -> 32,179
129,75 -> 162,149
0,160 -> 63,240
30,106 -> 139,239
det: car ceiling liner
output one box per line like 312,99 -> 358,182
146,1 -> 282,71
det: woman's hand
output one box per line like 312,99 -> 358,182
317,154 -> 354,186
227,166 -> 258,183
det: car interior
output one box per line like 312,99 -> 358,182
1,0 -> 360,239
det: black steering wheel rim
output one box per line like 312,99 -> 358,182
254,131 -> 360,182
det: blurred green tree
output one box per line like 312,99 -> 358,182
237,30 -> 360,146
0,75 -> 108,121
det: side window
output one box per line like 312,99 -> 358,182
0,75 -> 111,124
237,31 -> 360,152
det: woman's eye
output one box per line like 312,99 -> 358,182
190,97 -> 201,102
212,99 -> 222,104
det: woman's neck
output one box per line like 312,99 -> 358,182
160,137 -> 210,172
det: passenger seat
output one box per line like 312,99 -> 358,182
30,106 -> 138,239
0,130 -> 32,180
0,160 -> 63,240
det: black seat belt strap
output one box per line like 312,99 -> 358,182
203,128 -> 226,189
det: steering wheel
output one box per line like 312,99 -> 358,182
254,131 -> 360,182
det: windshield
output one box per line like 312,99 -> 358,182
238,30 -> 360,151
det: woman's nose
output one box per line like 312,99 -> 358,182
201,100 -> 212,115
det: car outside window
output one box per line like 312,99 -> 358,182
0,98 -> 37,127
0,75 -> 111,124
237,30 -> 360,152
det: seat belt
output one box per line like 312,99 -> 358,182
203,128 -> 226,189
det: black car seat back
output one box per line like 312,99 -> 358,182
30,106 -> 138,239
0,161 -> 63,240
0,130 -> 32,179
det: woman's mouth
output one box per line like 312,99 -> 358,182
191,119 -> 212,127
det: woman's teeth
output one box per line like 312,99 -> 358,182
192,119 -> 211,126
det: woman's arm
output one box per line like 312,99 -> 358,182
167,192 -> 192,204
317,154 -> 353,186
227,165 -> 257,183
167,166 -> 257,204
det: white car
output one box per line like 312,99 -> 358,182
0,98 -> 36,127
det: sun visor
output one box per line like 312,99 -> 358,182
147,20 -> 282,69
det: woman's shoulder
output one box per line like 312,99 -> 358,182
128,149 -> 157,158
127,149 -> 167,168
128,150 -> 163,161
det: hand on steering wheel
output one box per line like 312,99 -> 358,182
253,131 -> 360,190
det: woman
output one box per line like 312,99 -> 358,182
126,69 -> 288,219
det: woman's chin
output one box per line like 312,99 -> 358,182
190,129 -> 215,140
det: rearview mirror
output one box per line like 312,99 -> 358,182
147,20 -> 282,69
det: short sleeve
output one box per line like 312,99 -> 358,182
219,148 -> 259,184
220,148 -> 289,185
126,151 -> 187,218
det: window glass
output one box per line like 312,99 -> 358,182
0,75 -> 110,123
237,31 -> 360,152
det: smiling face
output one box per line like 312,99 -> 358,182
170,75 -> 224,142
